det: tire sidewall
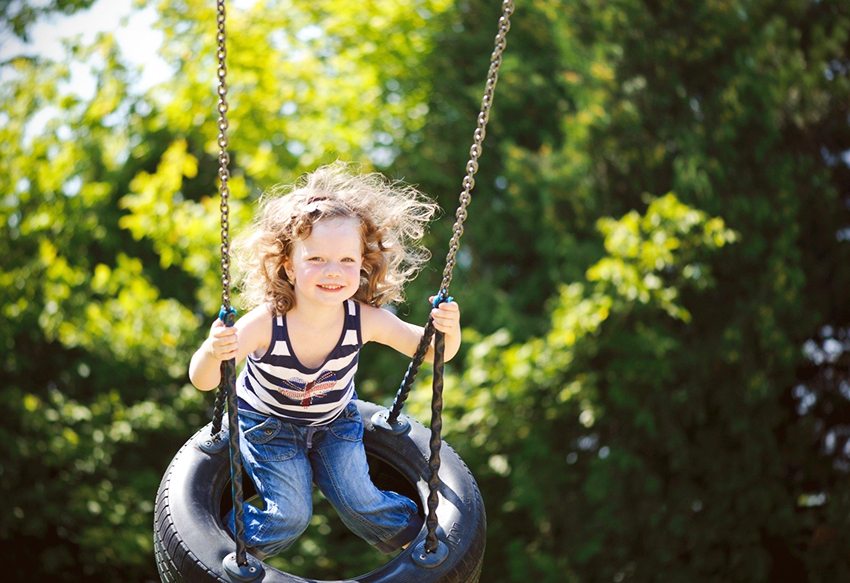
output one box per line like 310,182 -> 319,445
153,400 -> 485,583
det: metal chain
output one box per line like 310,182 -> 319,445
210,0 -> 513,568
217,0 -> 232,312
438,0 -> 514,293
387,0 -> 514,426
210,0 -> 231,438
214,0 -> 251,570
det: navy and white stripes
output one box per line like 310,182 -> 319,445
237,300 -> 361,426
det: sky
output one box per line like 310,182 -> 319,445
1,0 -> 170,97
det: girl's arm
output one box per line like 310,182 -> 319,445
188,305 -> 272,391
361,300 -> 461,363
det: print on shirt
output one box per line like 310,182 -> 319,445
276,370 -> 338,407
236,299 -> 363,426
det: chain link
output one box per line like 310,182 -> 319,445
212,0 -> 513,565
387,0 -> 515,426
215,0 -> 252,570
439,0 -> 514,294
217,0 -> 232,311
216,0 -> 512,318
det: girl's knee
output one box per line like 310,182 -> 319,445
290,504 -> 312,535
268,498 -> 311,535
246,499 -> 312,556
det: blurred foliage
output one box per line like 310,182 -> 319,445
0,0 -> 97,41
2,0 -> 850,581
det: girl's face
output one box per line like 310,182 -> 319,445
284,216 -> 364,308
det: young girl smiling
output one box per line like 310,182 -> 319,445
189,162 -> 461,558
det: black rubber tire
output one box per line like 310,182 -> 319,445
153,400 -> 486,582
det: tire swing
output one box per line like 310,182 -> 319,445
154,1 -> 514,581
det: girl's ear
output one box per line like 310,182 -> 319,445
283,258 -> 295,283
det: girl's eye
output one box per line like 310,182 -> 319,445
308,257 -> 324,263
341,257 -> 357,263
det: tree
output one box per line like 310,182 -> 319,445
3,0 -> 850,581
394,0 -> 850,581
1,0 -> 454,579
0,0 -> 97,41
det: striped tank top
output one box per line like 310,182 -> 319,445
236,299 -> 361,426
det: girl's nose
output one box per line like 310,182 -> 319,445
324,262 -> 341,276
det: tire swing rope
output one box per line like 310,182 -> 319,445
206,0 -> 514,576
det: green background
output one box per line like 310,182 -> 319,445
2,0 -> 849,581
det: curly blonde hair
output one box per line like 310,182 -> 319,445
235,162 -> 439,315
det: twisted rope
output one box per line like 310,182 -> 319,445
423,331 -> 446,553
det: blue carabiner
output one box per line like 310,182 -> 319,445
218,305 -> 238,327
431,289 -> 454,308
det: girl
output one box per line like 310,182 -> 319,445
188,162 -> 461,559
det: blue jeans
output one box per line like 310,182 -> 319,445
226,400 -> 422,557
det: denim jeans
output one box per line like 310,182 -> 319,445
226,400 -> 422,557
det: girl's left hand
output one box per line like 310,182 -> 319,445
429,297 -> 460,335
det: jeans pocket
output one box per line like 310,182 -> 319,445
329,402 -> 363,442
242,415 -> 298,462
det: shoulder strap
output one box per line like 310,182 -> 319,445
344,300 -> 363,347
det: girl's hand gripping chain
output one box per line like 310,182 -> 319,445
429,296 -> 461,338
206,319 -> 240,361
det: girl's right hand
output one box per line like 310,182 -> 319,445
206,319 -> 239,361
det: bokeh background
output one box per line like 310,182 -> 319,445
2,0 -> 850,581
